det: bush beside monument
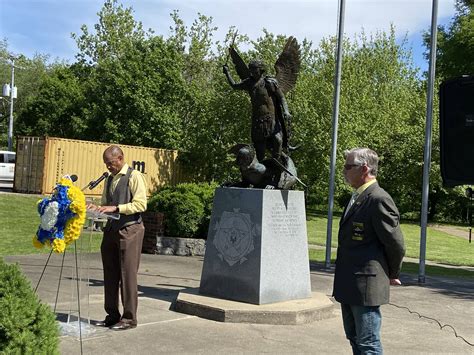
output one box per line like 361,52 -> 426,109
143,182 -> 217,256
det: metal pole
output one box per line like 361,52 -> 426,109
54,251 -> 67,313
34,249 -> 53,293
469,193 -> 472,243
419,0 -> 438,284
325,0 -> 346,268
74,241 -> 83,354
8,59 -> 15,151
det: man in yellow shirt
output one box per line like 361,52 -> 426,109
88,145 -> 147,330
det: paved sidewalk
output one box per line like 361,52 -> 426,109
5,253 -> 474,354
429,223 -> 473,241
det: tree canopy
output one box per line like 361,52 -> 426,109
430,0 -> 474,79
1,0 -> 468,221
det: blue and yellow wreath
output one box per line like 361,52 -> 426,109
34,177 -> 86,253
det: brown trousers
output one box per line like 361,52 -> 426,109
101,222 -> 144,325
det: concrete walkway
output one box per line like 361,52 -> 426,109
5,253 -> 474,354
429,223 -> 473,241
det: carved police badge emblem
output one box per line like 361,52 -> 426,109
213,209 -> 256,266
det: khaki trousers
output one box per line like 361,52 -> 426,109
101,222 -> 144,325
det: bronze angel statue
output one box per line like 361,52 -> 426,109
223,37 -> 301,164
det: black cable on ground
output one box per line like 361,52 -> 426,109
389,302 -> 474,347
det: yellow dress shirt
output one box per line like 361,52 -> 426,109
355,178 -> 377,195
101,164 -> 147,215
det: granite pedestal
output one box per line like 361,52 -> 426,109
199,187 -> 311,304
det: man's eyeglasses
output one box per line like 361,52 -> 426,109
344,164 -> 362,170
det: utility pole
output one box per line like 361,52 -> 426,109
2,55 -> 19,152
8,58 -> 15,152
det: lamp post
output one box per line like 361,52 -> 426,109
2,56 -> 19,152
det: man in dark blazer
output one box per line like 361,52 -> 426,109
333,147 -> 405,354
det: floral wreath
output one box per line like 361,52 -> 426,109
34,177 -> 86,253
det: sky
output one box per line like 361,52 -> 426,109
0,0 -> 458,72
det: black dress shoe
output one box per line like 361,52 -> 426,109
94,319 -> 119,327
110,320 -> 137,330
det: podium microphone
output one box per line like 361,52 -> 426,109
88,172 -> 110,190
62,174 -> 78,182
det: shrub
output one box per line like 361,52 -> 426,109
0,259 -> 59,354
149,182 -> 218,238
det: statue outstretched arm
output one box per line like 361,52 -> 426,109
223,64 -> 247,90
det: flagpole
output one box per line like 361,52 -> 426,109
419,0 -> 439,283
325,0 -> 346,268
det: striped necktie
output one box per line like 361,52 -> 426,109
344,192 -> 359,217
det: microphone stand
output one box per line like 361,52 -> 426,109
81,180 -> 96,192
81,183 -> 92,192
82,172 -> 109,192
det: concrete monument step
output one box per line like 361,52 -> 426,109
175,289 -> 336,325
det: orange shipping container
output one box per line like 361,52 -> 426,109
14,136 -> 183,196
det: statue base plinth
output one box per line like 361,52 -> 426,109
199,187 -> 311,305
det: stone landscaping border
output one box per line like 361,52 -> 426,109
142,211 -> 206,256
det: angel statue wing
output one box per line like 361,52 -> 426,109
274,37 -> 301,94
229,46 -> 250,81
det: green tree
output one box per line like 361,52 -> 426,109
72,0 -> 187,148
0,40 -> 51,148
292,29 -> 427,214
433,0 -> 474,79
15,64 -> 87,138
169,13 -> 251,182
7,3 -> 455,221
421,0 -> 474,221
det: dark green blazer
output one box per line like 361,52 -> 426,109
333,182 -> 405,306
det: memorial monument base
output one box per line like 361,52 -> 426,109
175,289 -> 335,325
199,187 -> 312,305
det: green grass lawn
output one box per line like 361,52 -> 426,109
1,193 -> 472,278
307,214 -> 474,267
0,193 -> 102,256
308,248 -> 474,278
